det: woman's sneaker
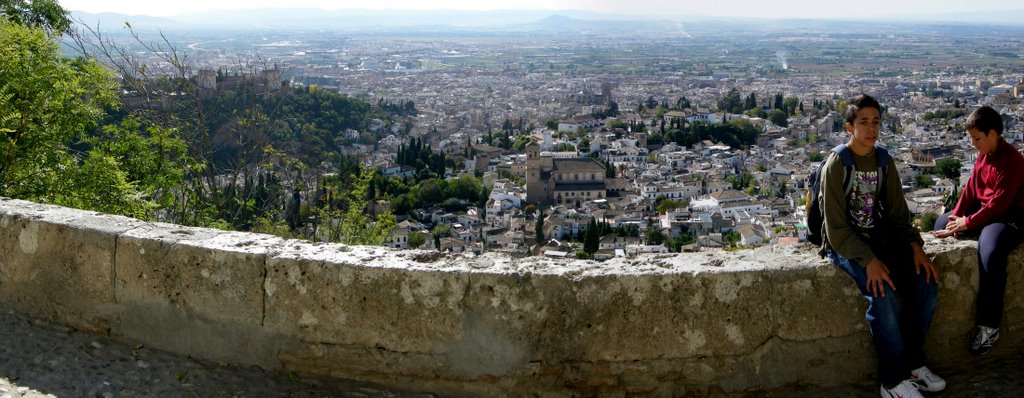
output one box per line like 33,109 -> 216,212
969,325 -> 1000,356
880,379 -> 923,398
910,366 -> 946,392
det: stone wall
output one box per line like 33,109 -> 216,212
1,197 -> 1022,396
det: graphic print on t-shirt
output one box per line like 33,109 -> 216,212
848,169 -> 879,232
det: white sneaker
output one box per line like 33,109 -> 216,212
911,366 -> 946,392
880,379 -> 923,398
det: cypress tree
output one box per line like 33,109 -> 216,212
535,207 -> 545,244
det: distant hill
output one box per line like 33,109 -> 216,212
71,11 -> 181,30
67,8 -> 1024,34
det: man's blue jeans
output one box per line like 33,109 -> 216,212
827,242 -> 937,389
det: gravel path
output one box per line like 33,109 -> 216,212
2,310 -> 1021,397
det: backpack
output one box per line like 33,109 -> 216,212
805,144 -> 889,248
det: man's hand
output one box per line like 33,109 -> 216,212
912,242 -> 939,284
933,214 -> 967,238
865,258 -> 895,297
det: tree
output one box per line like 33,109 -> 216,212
676,96 -> 691,110
644,221 -> 665,245
85,117 -> 191,213
0,19 -> 156,218
717,88 -> 743,114
316,169 -> 397,246
916,174 -> 935,189
744,92 -> 757,111
656,198 -> 688,214
408,231 -> 426,249
935,158 -> 962,180
645,95 -> 658,110
535,207 -> 545,243
744,108 -> 766,118
583,218 -> 600,255
431,223 -> 452,251
606,100 -> 620,117
0,0 -> 70,34
783,97 -> 801,116
769,109 -> 789,127
918,212 -> 939,233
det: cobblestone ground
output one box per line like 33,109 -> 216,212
756,351 -> 1024,398
0,311 -> 428,398
2,310 -> 1022,397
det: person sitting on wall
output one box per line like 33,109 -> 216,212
821,94 -> 944,398
933,105 -> 1024,356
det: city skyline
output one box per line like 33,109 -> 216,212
59,0 -> 1024,22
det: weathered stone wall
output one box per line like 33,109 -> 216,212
1,197 -> 1022,396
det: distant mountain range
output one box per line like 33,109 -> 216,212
69,8 -> 1024,34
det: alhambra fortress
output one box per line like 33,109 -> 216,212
1,197 -> 1022,396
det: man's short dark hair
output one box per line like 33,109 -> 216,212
844,94 -> 882,125
966,105 -> 1003,136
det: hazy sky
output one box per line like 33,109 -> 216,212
60,0 -> 1022,19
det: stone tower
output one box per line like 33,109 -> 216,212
526,142 -> 550,205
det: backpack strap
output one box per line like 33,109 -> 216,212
831,144 -> 856,195
875,145 -> 890,210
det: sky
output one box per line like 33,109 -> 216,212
58,0 -> 1024,20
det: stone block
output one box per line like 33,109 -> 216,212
460,268 -> 773,365
773,263 -> 865,341
114,225 -> 282,367
266,243 -> 470,369
0,199 -> 144,331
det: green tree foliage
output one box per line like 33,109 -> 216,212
0,20 -> 162,218
0,0 -> 70,34
717,88 -> 743,114
408,231 -> 426,249
676,96 -> 691,110
662,119 -> 760,149
376,98 -> 418,116
783,96 -> 801,116
667,233 -> 695,252
918,212 -> 939,232
935,158 -> 962,180
645,95 -> 658,110
535,207 -> 545,243
726,172 -> 755,191
723,230 -> 740,247
916,174 -> 936,189
431,223 -> 452,251
315,168 -> 396,245
655,198 -> 688,214
644,221 -> 665,245
583,218 -> 600,254
944,186 -> 961,212
744,92 -> 757,111
923,109 -> 966,121
85,117 -> 192,212
744,108 -> 766,118
773,93 -> 784,110
769,109 -> 789,127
